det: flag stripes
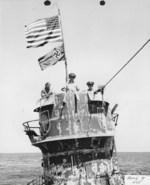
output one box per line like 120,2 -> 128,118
25,16 -> 59,33
27,33 -> 59,44
25,15 -> 62,48
26,31 -> 61,43
27,41 -> 48,49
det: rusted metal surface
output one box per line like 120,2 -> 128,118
23,92 -> 123,185
36,137 -> 113,155
42,158 -> 123,185
25,92 -> 118,143
39,92 -> 116,138
35,137 -> 124,185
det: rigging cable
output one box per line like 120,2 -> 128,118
104,38 -> 150,88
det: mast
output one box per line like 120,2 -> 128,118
56,3 -> 68,83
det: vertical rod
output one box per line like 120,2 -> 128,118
71,155 -> 74,172
56,3 -> 68,83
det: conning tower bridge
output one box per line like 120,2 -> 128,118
23,92 -> 123,185
23,92 -> 118,142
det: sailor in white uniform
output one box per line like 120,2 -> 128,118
86,81 -> 95,100
66,73 -> 79,92
41,82 -> 55,105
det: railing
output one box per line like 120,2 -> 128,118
23,119 -> 41,142
23,119 -> 40,131
27,176 -> 45,185
22,113 -> 119,143
112,113 -> 119,126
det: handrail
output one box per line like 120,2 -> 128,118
112,113 -> 119,126
23,119 -> 40,131
23,117 -> 59,131
27,176 -> 45,185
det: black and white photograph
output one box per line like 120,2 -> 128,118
0,0 -> 150,184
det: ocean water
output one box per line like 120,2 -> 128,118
0,153 -> 43,185
0,152 -> 150,185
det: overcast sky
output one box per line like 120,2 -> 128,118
0,0 -> 150,153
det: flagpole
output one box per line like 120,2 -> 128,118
55,3 -> 68,83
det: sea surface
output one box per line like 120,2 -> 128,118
0,152 -> 150,185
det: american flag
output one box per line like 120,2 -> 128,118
25,15 -> 62,48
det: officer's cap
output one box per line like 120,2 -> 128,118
69,73 -> 76,78
87,81 -> 94,86
45,82 -> 51,86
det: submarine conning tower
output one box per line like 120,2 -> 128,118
23,91 -> 124,185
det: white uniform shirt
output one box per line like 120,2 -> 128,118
66,83 -> 79,92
